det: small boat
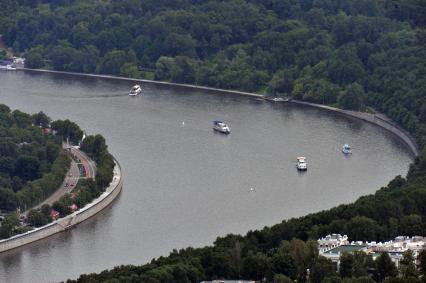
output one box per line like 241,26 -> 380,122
129,84 -> 142,96
212,121 -> 230,134
263,96 -> 292,102
0,64 -> 16,70
296,157 -> 307,171
342,144 -> 352,154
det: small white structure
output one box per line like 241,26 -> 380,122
13,57 -> 25,65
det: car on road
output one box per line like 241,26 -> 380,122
65,182 -> 69,187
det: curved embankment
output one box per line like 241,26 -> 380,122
20,68 -> 419,157
290,100 -> 419,157
0,158 -> 123,253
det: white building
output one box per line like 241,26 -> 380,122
317,234 -> 349,253
318,234 -> 426,268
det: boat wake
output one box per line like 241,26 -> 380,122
25,91 -> 128,99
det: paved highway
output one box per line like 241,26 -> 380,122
25,144 -> 96,214
70,147 -> 96,179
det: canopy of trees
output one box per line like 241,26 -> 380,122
0,105 -> 71,213
2,0 -> 425,147
0,107 -> 116,239
2,0 -> 426,281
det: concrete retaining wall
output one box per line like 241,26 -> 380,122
290,100 -> 419,157
20,68 -> 419,157
21,68 -> 262,98
2,69 -> 418,252
0,159 -> 123,253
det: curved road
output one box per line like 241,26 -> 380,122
26,144 -> 96,214
70,146 -> 96,179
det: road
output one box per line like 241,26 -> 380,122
24,144 -> 96,214
70,147 -> 96,179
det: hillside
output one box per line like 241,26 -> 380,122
1,0 -> 426,282
0,0 -> 425,145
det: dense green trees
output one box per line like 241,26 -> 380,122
0,104 -> 71,218
80,134 -> 114,190
51,119 -> 83,145
2,0 -> 426,282
0,213 -> 20,239
2,0 -> 425,148
26,209 -> 49,227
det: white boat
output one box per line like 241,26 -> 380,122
0,64 -> 15,70
212,121 -> 230,134
296,157 -> 307,171
342,144 -> 352,154
129,84 -> 142,96
0,61 -> 16,70
269,97 -> 291,102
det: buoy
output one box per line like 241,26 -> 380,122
250,187 -> 255,192
182,121 -> 185,126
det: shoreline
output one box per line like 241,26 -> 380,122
19,68 -> 419,157
0,156 -> 123,253
0,68 -> 416,254
289,100 -> 419,157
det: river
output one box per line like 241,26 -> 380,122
0,71 -> 413,282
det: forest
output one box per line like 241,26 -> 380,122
0,104 -> 68,213
0,0 -> 425,146
1,0 -> 426,282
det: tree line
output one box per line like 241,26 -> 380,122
1,0 -> 426,281
1,0 -> 425,148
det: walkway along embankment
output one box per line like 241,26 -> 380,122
20,68 -> 419,157
0,157 -> 123,253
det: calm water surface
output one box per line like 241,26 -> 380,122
0,71 -> 413,282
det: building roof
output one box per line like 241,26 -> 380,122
324,245 -> 367,254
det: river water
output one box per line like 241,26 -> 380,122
0,71 -> 413,282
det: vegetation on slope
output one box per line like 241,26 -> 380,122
0,105 -> 69,213
0,106 -> 115,238
1,0 -> 426,281
1,0 -> 425,148
32,124 -> 115,221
